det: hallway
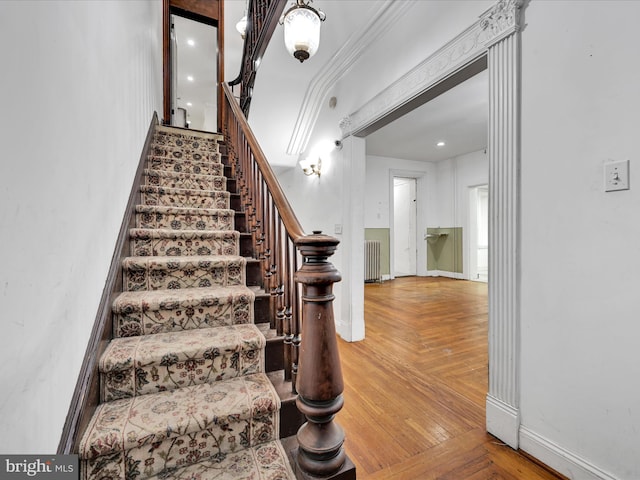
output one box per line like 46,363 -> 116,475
337,277 -> 564,479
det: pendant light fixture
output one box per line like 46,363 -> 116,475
236,15 -> 248,39
280,0 -> 326,63
236,0 -> 249,39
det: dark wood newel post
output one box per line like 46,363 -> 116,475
294,231 -> 347,477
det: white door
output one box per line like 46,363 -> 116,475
469,185 -> 489,282
393,177 -> 417,277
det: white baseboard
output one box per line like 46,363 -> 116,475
519,427 -> 619,480
381,274 -> 391,281
426,270 -> 465,279
486,394 -> 520,448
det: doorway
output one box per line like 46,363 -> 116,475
469,184 -> 489,282
170,15 -> 217,131
162,0 -> 222,129
393,177 -> 417,277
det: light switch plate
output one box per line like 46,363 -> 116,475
604,160 -> 630,192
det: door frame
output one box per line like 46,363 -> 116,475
392,176 -> 418,278
341,0 -> 524,449
162,0 -> 224,129
468,184 -> 489,282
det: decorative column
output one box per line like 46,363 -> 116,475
481,0 -> 524,449
293,232 -> 350,478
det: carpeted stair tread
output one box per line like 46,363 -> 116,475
80,373 -> 281,480
144,168 -> 227,191
148,156 -> 224,175
150,145 -> 220,163
156,125 -> 224,141
141,185 -> 230,209
123,255 -> 247,291
130,228 -> 239,257
144,440 -> 296,480
112,286 -> 255,337
79,124 -> 298,479
100,324 -> 266,401
135,205 -> 235,231
80,372 -> 280,457
152,134 -> 221,151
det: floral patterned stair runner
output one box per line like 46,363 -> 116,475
99,323 -> 266,401
145,441 -> 295,480
80,374 -> 283,479
112,286 -> 255,337
129,228 -> 240,257
135,205 -> 235,231
79,126 -> 295,480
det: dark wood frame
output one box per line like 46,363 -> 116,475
162,0 -> 224,130
57,113 -> 158,454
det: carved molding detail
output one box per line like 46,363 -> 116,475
341,0 -> 523,137
480,0 -> 524,47
338,116 -> 352,132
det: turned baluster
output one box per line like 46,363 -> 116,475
294,231 -> 346,477
284,306 -> 294,383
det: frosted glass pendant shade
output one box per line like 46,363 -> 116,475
282,1 -> 325,63
236,16 -> 247,39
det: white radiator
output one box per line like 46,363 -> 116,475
364,240 -> 382,283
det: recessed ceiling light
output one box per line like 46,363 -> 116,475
187,39 -> 195,46
187,75 -> 194,82
186,102 -> 192,107
436,141 -> 446,147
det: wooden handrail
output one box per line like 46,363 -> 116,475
221,83 -> 351,478
228,0 -> 287,117
222,83 -> 304,241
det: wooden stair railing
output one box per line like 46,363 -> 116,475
221,82 -> 353,479
228,0 -> 287,117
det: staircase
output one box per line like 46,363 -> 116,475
78,125 -> 298,479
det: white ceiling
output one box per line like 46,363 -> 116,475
221,0 -> 489,165
365,69 -> 488,162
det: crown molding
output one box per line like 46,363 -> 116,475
340,0 -> 524,138
285,0 -> 412,156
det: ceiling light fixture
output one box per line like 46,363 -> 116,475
280,0 -> 326,63
186,102 -> 192,107
437,141 -> 446,147
187,39 -> 195,46
187,75 -> 194,82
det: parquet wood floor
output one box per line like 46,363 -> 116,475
336,276 -> 564,480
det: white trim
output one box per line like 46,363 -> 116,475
340,0 -> 523,138
519,427 -> 620,480
388,169 -> 428,279
426,270 -> 466,280
486,394 -> 520,449
286,1 -> 411,155
343,0 -> 524,449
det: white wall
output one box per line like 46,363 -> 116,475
365,155 -> 437,277
519,2 -> 640,479
435,150 -> 488,279
0,0 -> 163,453
364,150 -> 487,279
276,136 -> 366,342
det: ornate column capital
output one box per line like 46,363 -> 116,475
480,0 -> 524,47
339,116 -> 353,136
